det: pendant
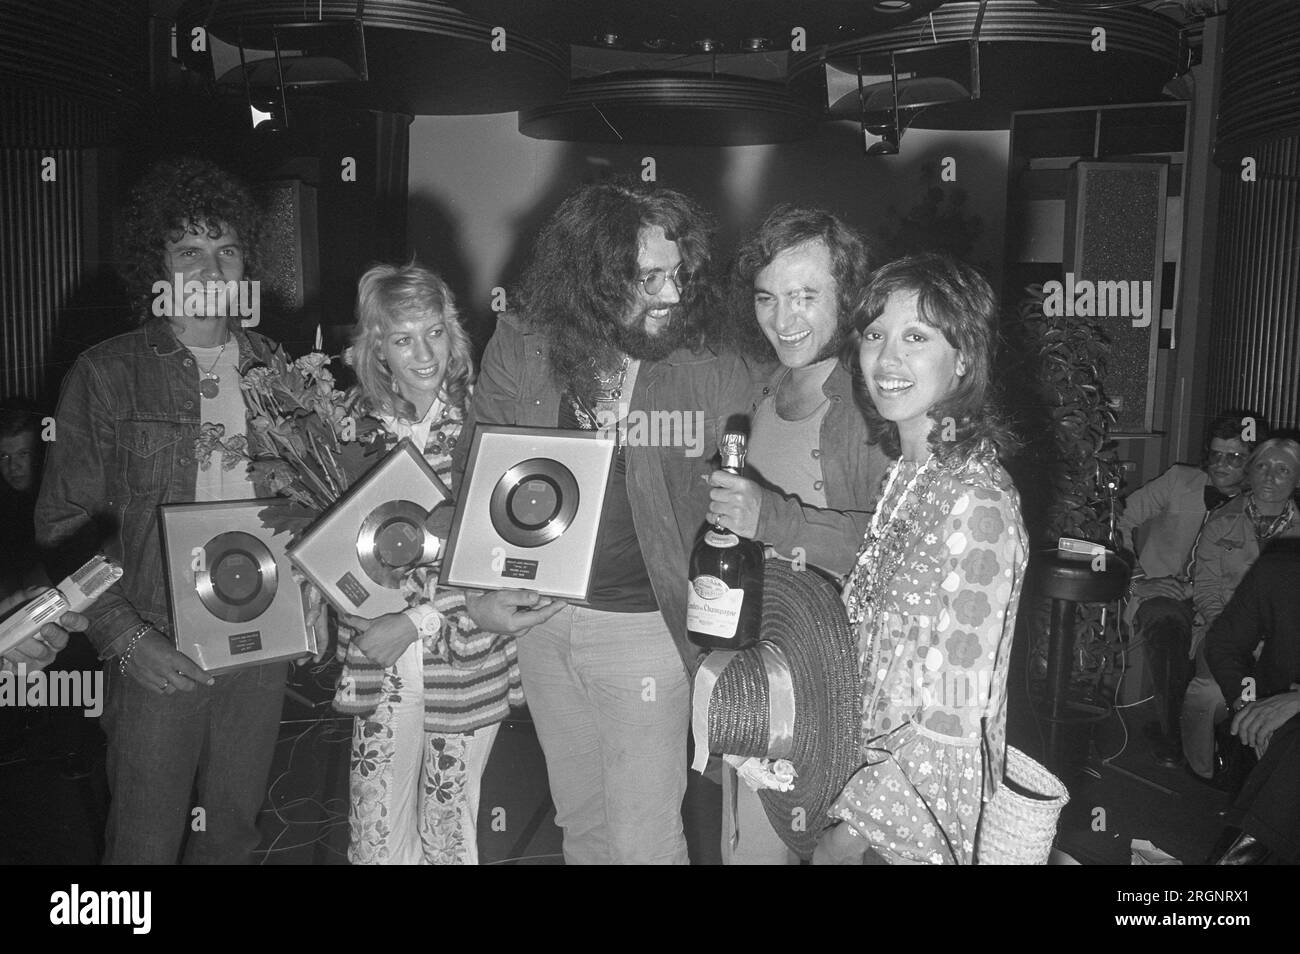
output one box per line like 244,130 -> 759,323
199,376 -> 220,399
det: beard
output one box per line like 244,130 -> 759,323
612,303 -> 692,361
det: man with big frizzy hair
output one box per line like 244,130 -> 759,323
705,205 -> 889,864
454,178 -> 751,864
36,157 -> 291,864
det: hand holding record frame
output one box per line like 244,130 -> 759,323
289,439 -> 450,617
159,498 -> 316,673
440,426 -> 616,602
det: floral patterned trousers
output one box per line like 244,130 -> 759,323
348,641 -> 500,864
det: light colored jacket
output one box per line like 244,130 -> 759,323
1118,463 -> 1212,581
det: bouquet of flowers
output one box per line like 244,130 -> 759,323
195,351 -> 391,537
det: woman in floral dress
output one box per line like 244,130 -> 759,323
816,253 -> 1028,865
332,263 -> 527,864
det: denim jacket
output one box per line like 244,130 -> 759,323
35,319 -> 283,659
750,359 -> 890,579
452,314 -> 753,673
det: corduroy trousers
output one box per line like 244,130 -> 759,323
516,606 -> 690,864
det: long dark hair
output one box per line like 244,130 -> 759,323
515,177 -> 719,403
115,157 -> 262,324
851,252 -> 1017,463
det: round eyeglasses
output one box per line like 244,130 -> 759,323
636,264 -> 691,297
1207,450 -> 1248,467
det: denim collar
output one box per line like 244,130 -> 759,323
143,317 -> 256,363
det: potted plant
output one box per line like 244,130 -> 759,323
1003,283 -> 1128,704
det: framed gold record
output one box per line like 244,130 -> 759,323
159,498 -> 315,673
488,457 -> 581,548
440,426 -> 616,602
356,499 -> 442,588
194,531 -> 277,623
289,439 -> 450,616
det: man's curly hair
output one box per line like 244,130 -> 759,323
115,157 -> 263,323
514,176 -> 723,404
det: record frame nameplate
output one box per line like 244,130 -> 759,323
440,426 -> 616,602
159,498 -> 316,673
289,438 -> 450,617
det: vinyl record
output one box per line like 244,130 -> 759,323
489,457 -> 580,548
195,531 -> 278,623
356,500 -> 438,588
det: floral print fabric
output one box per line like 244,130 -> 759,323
832,455 -> 1027,864
348,665 -> 476,865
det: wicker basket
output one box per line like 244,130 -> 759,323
975,746 -> 1070,865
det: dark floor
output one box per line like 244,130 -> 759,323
0,653 -> 1233,865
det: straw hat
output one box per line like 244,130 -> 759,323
691,558 -> 862,860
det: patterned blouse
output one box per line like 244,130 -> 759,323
832,452 -> 1027,864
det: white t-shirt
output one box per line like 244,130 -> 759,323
192,342 -> 255,502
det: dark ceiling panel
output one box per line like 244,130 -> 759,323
447,0 -> 951,52
178,0 -> 568,114
518,74 -> 818,145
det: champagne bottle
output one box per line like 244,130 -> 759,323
687,431 -> 764,650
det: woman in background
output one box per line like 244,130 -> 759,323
816,253 -> 1028,865
334,263 -> 524,864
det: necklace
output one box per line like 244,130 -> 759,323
843,454 -> 942,727
574,357 -> 630,444
593,356 -> 630,400
1246,494 -> 1296,541
193,339 -> 230,399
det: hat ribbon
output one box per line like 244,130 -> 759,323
691,650 -> 737,773
760,641 -> 796,762
689,642 -> 796,774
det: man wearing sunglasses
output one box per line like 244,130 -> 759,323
454,178 -> 750,864
1118,410 -> 1265,768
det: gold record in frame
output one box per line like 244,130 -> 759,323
355,499 -> 439,588
194,530 -> 278,623
488,457 -> 580,548
439,426 -> 615,602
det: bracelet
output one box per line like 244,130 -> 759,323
117,623 -> 154,676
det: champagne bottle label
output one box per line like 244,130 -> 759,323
687,574 -> 745,638
704,529 -> 739,548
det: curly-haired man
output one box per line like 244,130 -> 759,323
453,178 -> 751,864
36,156 -> 288,864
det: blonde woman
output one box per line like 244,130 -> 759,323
334,263 -> 525,864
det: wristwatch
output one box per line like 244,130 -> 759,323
403,603 -> 442,639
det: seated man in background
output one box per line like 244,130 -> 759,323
704,205 -> 888,864
1205,537 -> 1300,863
1117,410 -> 1261,767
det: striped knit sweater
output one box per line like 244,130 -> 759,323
331,397 -> 524,734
